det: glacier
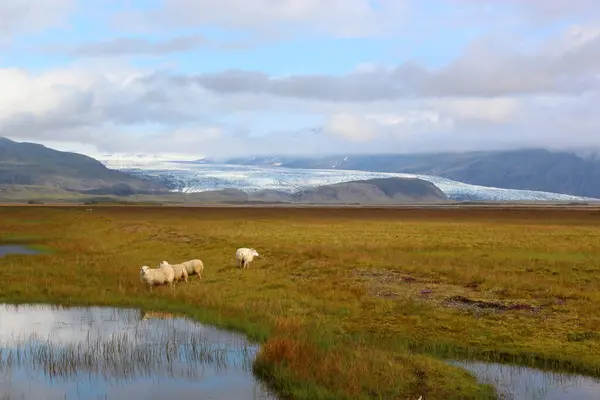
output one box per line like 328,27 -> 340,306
98,156 -> 596,202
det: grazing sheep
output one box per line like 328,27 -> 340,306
160,259 -> 204,280
158,261 -> 188,283
182,259 -> 204,279
139,264 -> 175,290
236,247 -> 260,269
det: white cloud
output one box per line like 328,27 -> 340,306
115,0 -> 410,38
431,98 -> 519,123
322,110 -> 453,144
0,0 -> 75,42
2,2 -> 600,157
323,114 -> 379,142
2,52 -> 600,158
151,21 -> 600,101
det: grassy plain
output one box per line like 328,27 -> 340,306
1,205 -> 600,399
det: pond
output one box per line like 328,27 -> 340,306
0,304 -> 277,399
0,244 -> 44,257
449,360 -> 600,399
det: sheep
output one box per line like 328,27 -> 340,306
236,247 -> 260,269
139,264 -> 175,290
160,259 -> 204,280
182,259 -> 204,279
157,261 -> 188,283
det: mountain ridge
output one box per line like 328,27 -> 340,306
0,137 -> 167,191
2,137 -> 597,203
223,148 -> 600,199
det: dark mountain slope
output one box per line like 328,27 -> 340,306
291,177 -> 447,203
0,137 -> 166,191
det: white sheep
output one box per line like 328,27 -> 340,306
139,264 -> 175,290
160,259 -> 204,280
157,261 -> 188,283
236,247 -> 260,269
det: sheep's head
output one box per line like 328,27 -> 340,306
140,266 -> 150,274
251,249 -> 260,257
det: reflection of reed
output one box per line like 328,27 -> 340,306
0,321 -> 257,385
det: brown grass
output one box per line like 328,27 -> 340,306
2,205 -> 600,399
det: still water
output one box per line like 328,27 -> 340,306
449,360 -> 600,399
0,245 -> 43,257
0,304 -> 276,399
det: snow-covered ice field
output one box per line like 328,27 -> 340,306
98,155 -> 596,202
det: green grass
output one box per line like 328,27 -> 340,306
2,205 -> 600,399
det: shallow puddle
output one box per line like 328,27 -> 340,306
0,244 -> 43,257
0,304 -> 276,399
449,360 -> 600,399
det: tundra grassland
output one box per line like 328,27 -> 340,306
1,205 -> 600,399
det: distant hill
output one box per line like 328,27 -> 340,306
182,177 -> 448,204
289,177 -> 447,203
224,149 -> 600,199
0,137 -> 166,191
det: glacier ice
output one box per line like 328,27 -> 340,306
99,157 -> 596,202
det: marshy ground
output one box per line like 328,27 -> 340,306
1,205 -> 600,399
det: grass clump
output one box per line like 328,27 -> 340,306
1,205 -> 600,399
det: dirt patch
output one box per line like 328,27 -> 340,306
352,268 -> 418,284
353,268 -> 545,315
122,224 -> 150,233
147,230 -> 195,243
441,295 -> 542,314
352,268 -> 420,299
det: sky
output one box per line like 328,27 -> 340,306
1,0 -> 600,159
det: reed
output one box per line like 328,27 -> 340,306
0,314 -> 257,386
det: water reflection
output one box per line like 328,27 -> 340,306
449,360 -> 600,400
0,304 -> 276,399
0,245 -> 43,257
